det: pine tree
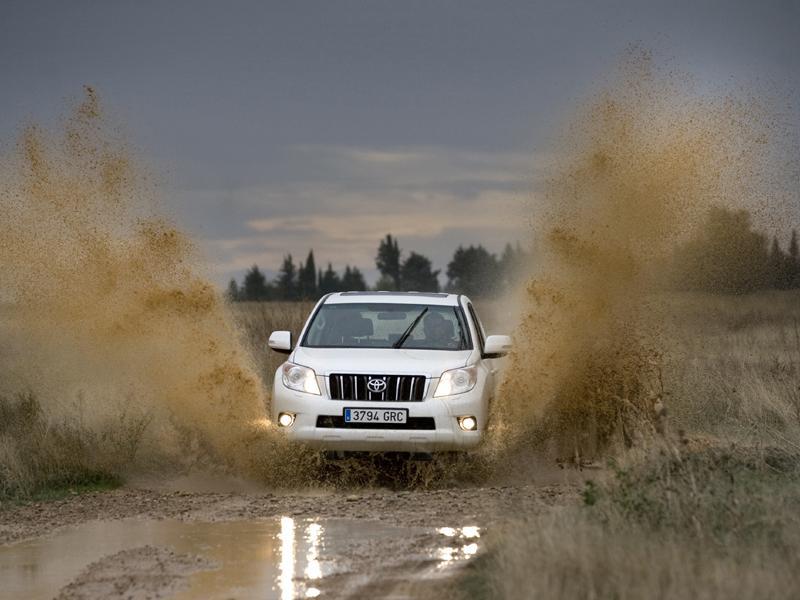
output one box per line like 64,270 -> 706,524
400,252 -> 440,292
243,265 -> 270,301
769,237 -> 784,289
498,242 -> 527,291
276,254 -> 298,300
790,230 -> 799,288
351,266 -> 367,291
672,207 -> 769,293
298,250 -> 317,299
342,265 -> 367,291
446,245 -> 501,296
375,234 -> 401,290
226,278 -> 240,302
343,266 -> 353,289
319,263 -> 341,294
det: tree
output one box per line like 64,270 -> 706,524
342,265 -> 367,291
298,250 -> 317,299
225,278 -> 241,302
276,254 -> 298,300
243,265 -> 271,301
374,275 -> 397,291
498,242 -> 527,290
226,278 -> 241,302
375,234 -> 401,290
768,237 -> 788,289
400,252 -> 440,292
446,245 -> 501,296
319,263 -> 342,294
672,207 -> 769,293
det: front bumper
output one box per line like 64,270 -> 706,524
271,374 -> 485,452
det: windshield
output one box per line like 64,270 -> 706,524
302,303 -> 471,350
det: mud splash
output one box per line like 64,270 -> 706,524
0,87 -> 306,482
489,50 -> 786,463
0,54 -> 792,489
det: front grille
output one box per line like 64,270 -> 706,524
316,415 -> 436,430
328,374 -> 427,401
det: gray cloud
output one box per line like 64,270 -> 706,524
175,145 -> 536,283
1,1 -> 797,287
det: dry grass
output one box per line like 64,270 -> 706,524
455,290 -> 800,599
469,500 -> 800,600
229,301 -> 314,384
663,291 -> 800,445
0,393 -> 150,501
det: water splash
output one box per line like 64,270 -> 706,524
0,87 -> 300,479
488,49 -> 787,463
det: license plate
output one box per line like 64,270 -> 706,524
344,407 -> 408,424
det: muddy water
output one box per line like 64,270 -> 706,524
0,517 -> 481,599
0,86 -> 315,485
489,48 -> 791,462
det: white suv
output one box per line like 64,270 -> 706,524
268,291 -> 511,453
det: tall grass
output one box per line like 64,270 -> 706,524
0,301 -> 356,499
229,301 -> 313,384
0,393 -> 151,501
456,290 -> 800,599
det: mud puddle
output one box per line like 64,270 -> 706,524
0,516 -> 481,599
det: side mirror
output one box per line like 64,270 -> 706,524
268,331 -> 293,354
483,335 -> 512,358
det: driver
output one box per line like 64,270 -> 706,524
423,312 -> 455,347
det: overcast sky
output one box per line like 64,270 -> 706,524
1,1 -> 798,285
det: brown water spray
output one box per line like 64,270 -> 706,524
0,87 -> 298,479
489,50 -> 783,463
0,56 -> 790,487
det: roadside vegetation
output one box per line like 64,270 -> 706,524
454,290 -> 800,599
0,393 -> 149,504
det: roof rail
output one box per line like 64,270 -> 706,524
338,291 -> 449,298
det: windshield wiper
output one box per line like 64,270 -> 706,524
393,307 -> 428,349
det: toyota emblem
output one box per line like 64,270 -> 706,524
367,378 -> 387,393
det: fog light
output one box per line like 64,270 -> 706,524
457,416 -> 477,431
278,412 -> 296,428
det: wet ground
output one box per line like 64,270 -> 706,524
0,483 -> 576,599
2,518 -> 481,599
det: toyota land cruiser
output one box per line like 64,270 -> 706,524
268,291 -> 511,453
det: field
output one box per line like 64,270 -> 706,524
455,290 -> 800,598
2,291 -> 800,598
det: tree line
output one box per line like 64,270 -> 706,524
227,207 -> 800,301
227,251 -> 369,301
227,234 -> 528,301
672,206 -> 800,293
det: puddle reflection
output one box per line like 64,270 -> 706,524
433,526 -> 482,569
0,517 -> 481,599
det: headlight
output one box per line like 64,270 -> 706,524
434,365 -> 478,397
281,362 -> 321,395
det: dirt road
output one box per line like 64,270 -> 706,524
0,482 -> 576,599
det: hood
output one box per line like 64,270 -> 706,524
291,346 -> 472,378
